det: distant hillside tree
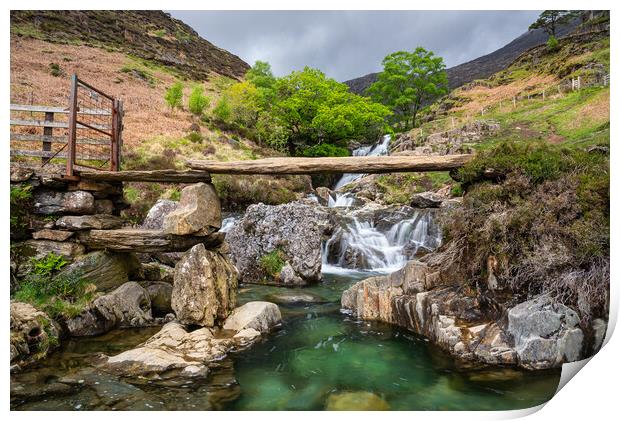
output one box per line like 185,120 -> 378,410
367,48 -> 448,129
188,85 -> 210,116
246,60 -> 276,90
529,10 -> 579,37
164,81 -> 184,113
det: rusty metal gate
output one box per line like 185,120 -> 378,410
10,74 -> 123,178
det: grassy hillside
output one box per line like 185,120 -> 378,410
10,16 -> 311,218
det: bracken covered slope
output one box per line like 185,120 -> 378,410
10,10 -> 250,80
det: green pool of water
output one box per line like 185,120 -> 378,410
11,272 -> 561,411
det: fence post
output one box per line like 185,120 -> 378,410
42,111 -> 54,163
577,76 -> 581,90
513,97 -> 516,108
111,99 -> 119,171
66,74 -> 78,178
543,90 -> 545,101
451,117 -> 455,128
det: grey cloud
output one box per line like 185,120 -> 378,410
169,10 -> 541,81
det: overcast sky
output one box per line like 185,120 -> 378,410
169,10 -> 541,82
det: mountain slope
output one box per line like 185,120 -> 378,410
10,10 -> 250,80
344,19 -> 579,95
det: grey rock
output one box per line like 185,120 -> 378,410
10,301 -> 61,364
227,201 -> 331,285
94,199 -> 114,215
411,191 -> 444,208
33,190 -> 95,215
279,262 -> 304,285
66,281 -> 153,336
163,183 -> 221,235
141,199 -> 178,230
141,262 -> 174,283
171,244 -> 237,327
145,282 -> 173,315
19,240 -> 85,263
56,214 -> 123,230
507,296 -> 583,369
59,251 -> 142,292
222,301 -> 281,333
31,229 -> 74,242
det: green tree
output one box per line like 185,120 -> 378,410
188,85 -> 210,116
529,10 -> 579,37
271,67 -> 391,154
246,60 -> 276,90
212,96 -> 232,123
164,81 -> 184,112
367,48 -> 448,129
227,81 -> 260,127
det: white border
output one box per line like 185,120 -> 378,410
3,1 -> 618,419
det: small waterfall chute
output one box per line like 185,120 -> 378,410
333,134 -> 391,191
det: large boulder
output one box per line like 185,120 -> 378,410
226,201 -> 331,285
222,301 -> 282,333
507,296 -> 584,369
58,251 -> 142,292
66,282 -> 153,336
163,183 -> 221,235
10,302 -> 61,367
32,189 -> 95,215
141,199 -> 178,230
411,192 -> 444,208
171,244 -> 237,327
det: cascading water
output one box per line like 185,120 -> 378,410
219,215 -> 240,233
327,192 -> 355,208
322,209 -> 442,274
333,134 -> 391,191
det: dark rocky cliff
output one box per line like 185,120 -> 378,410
10,10 -> 250,80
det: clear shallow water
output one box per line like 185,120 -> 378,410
11,271 -> 560,411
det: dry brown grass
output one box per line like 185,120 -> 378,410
452,74 -> 558,116
10,37 -> 216,148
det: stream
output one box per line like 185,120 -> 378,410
10,136 -> 561,411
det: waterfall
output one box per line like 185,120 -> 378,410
219,215 -> 239,233
327,192 -> 355,208
322,210 -> 441,274
333,134 -> 391,190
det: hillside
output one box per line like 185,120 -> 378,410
344,17 -> 580,95
10,10 -> 249,80
10,11 -> 309,217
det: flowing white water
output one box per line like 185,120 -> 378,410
333,134 -> 391,191
327,192 -> 355,208
219,216 -> 239,233
322,210 -> 441,274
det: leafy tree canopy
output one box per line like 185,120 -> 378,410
529,10 -> 579,37
367,48 -> 448,129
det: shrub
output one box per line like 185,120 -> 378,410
186,131 -> 203,143
164,81 -> 184,112
188,85 -> 210,116
212,97 -> 232,122
49,62 -> 63,77
10,185 -> 33,239
546,35 -> 560,52
13,253 -> 94,320
259,248 -> 286,279
434,141 -> 609,322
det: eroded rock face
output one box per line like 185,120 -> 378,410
66,282 -> 153,336
411,192 -> 444,208
226,201 -> 331,285
171,244 -> 237,327
59,251 -> 142,292
508,297 -> 583,369
341,260 -> 590,370
10,302 -> 61,367
163,183 -> 221,235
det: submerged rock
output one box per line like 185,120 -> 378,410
266,291 -> 327,305
66,282 -> 154,336
163,183 -> 221,235
325,391 -> 390,411
10,301 -> 61,367
226,201 -> 332,285
171,243 -> 238,327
